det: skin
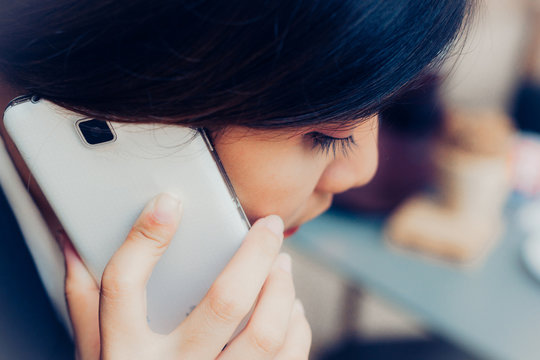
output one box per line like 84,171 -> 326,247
0,81 -> 379,235
62,116 -> 379,359
1,80 -> 380,359
214,116 -> 380,233
64,197 -> 310,359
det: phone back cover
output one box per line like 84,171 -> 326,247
4,100 -> 249,334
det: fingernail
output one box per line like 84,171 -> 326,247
264,215 -> 284,236
294,299 -> 305,315
152,193 -> 182,224
276,253 -> 292,273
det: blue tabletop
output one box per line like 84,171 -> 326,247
288,197 -> 540,360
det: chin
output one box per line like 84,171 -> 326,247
286,195 -> 333,235
307,197 -> 333,223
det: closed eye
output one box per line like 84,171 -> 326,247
306,132 -> 356,158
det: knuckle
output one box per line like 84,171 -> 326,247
129,220 -> 171,250
205,284 -> 249,324
64,275 -> 80,300
100,264 -> 137,299
250,325 -> 285,356
64,272 -> 94,302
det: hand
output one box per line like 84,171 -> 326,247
63,193 -> 312,359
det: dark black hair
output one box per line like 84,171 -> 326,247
0,0 -> 474,129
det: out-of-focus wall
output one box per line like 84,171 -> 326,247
291,0 -> 533,358
442,0 -> 529,110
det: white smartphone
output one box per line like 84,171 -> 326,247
2,95 -> 251,334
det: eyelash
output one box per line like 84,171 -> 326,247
306,132 -> 357,158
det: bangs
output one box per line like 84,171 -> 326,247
0,0 -> 474,129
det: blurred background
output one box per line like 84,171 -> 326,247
287,0 -> 540,359
2,0 -> 540,359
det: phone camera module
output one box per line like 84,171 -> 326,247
76,119 -> 116,146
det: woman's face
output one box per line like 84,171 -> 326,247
213,115 -> 379,236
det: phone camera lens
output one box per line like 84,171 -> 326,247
76,119 -> 116,146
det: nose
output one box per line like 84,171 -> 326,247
315,120 -> 379,195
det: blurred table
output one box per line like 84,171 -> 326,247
288,196 -> 540,360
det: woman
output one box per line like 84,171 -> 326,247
0,0 -> 473,358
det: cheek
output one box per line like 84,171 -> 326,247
214,138 -> 322,225
315,125 -> 379,192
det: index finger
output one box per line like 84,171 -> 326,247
99,193 -> 183,334
172,215 -> 284,358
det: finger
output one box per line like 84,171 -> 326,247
172,215 -> 284,358
63,240 -> 101,360
218,253 -> 296,360
274,300 -> 312,360
99,193 -> 182,334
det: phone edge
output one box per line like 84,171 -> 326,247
198,128 -> 251,229
2,97 -> 251,236
1,95 -> 68,248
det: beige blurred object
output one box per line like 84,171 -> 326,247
385,109 -> 514,263
441,0 -> 528,109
